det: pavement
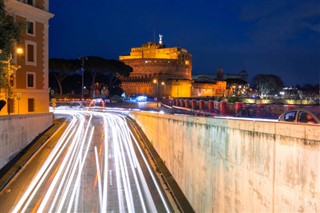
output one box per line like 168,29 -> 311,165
0,117 -> 66,191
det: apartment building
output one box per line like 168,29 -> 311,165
1,0 -> 53,115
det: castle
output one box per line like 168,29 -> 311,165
119,35 -> 226,99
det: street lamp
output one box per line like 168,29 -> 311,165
153,79 -> 159,107
161,81 -> 165,98
80,57 -> 88,100
153,79 -> 165,107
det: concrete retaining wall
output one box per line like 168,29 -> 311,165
129,111 -> 320,212
0,113 -> 53,169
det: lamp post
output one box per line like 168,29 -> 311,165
153,79 -> 165,107
161,81 -> 165,98
153,79 -> 159,107
80,57 -> 87,100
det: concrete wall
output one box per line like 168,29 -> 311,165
129,111 -> 320,212
0,113 -> 53,169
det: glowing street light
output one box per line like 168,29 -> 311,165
16,47 -> 24,55
153,79 -> 165,107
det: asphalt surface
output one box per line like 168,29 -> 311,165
0,108 -> 194,212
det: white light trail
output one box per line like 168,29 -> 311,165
12,112 -> 79,213
94,146 -> 103,212
10,109 -> 171,213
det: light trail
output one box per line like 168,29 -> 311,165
94,146 -> 103,211
8,109 -> 171,212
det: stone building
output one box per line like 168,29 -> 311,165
1,0 -> 53,115
119,37 -> 193,98
119,36 -> 226,99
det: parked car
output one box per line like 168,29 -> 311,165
278,107 -> 320,124
236,106 -> 276,119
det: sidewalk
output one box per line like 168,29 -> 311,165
0,117 -> 65,191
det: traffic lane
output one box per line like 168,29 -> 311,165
0,110 -> 172,212
0,114 -> 71,212
1,112 -> 89,212
127,118 -> 173,212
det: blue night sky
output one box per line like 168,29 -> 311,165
49,0 -> 320,86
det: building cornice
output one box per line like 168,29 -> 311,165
5,0 -> 54,23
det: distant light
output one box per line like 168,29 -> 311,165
136,95 -> 147,102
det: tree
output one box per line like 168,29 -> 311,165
49,58 -> 80,98
0,0 -> 23,113
49,57 -> 132,98
251,74 -> 284,98
84,56 -> 132,96
0,0 -> 23,59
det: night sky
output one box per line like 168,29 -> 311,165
49,0 -> 320,86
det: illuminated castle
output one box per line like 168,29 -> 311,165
119,35 -> 226,98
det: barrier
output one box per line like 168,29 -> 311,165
175,99 -> 180,106
235,102 -> 243,113
179,99 -> 184,107
191,99 -> 197,109
220,101 -> 226,113
185,99 -> 190,108
208,100 -> 214,111
199,100 -> 204,110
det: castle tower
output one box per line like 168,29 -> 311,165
119,41 -> 192,98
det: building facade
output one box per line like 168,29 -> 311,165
119,39 -> 228,99
119,40 -> 193,98
1,0 -> 53,115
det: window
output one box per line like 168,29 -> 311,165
25,41 -> 37,66
28,98 -> 35,112
18,0 -> 34,6
284,111 -> 296,122
26,72 -> 35,88
27,44 -> 34,62
27,21 -> 35,35
298,112 -> 316,123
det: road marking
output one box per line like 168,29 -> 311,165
109,170 -> 113,186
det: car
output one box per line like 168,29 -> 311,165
236,106 -> 277,119
278,107 -> 320,124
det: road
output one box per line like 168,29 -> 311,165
0,109 -> 172,212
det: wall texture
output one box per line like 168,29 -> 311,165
0,113 -> 53,169
129,111 -> 320,212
